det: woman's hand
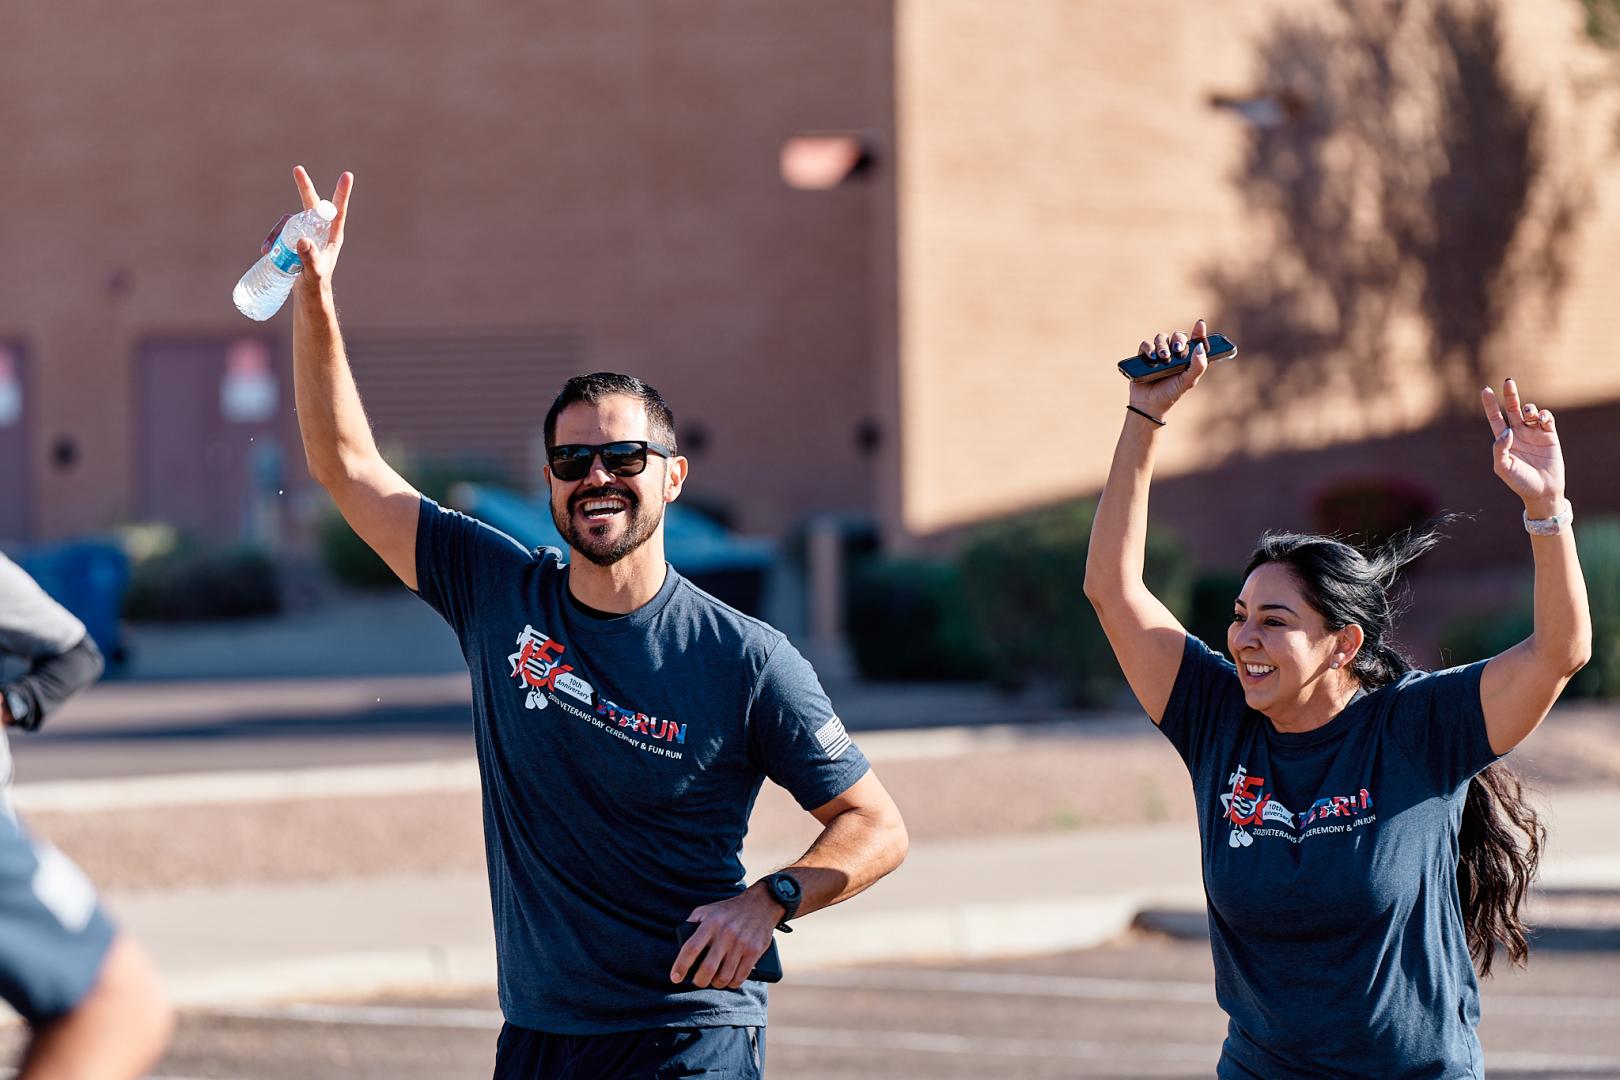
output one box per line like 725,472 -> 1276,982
1130,318 -> 1214,420
1481,378 -> 1566,519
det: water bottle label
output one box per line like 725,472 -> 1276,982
269,237 -> 304,274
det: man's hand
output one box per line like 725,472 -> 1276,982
671,884 -> 782,990
290,165 -> 352,304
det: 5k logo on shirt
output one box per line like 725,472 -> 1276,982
1220,764 -> 1376,849
506,624 -> 688,749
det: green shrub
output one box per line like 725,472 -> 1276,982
845,557 -> 987,682
1573,516 -> 1620,698
956,500 -> 1192,705
1187,570 -> 1247,655
318,453 -> 512,589
123,541 -> 280,622
1436,602 -> 1533,669
1430,515 -> 1620,699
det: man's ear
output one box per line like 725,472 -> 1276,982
664,456 -> 688,504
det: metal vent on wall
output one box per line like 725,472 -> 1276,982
344,329 -> 586,489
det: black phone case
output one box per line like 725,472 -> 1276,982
1117,334 -> 1236,383
675,921 -> 784,986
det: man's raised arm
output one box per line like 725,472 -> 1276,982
288,166 -> 421,590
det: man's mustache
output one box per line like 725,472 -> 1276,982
569,485 -> 640,512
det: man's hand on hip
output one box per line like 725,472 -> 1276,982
671,884 -> 783,990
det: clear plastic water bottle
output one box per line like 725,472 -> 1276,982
232,200 -> 337,320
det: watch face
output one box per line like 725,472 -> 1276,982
773,875 -> 800,901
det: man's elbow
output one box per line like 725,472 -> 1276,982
879,808 -> 909,876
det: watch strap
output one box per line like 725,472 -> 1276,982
1523,500 -> 1573,536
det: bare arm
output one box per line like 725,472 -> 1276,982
288,167 -> 421,590
671,770 -> 907,989
18,933 -> 173,1080
1477,380 -> 1592,755
1082,320 -> 1215,723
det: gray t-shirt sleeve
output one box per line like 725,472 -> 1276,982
0,555 -> 86,660
1386,660 -> 1499,795
747,637 -> 870,811
0,814 -> 116,1025
413,496 -> 535,638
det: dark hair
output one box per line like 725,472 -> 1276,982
1244,520 -> 1544,977
543,372 -> 677,453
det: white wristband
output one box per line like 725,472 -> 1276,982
1523,500 -> 1573,536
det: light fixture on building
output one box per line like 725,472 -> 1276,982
1208,90 -> 1309,128
780,133 -> 877,190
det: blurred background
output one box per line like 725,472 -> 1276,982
2,0 -> 1619,694
2,2 -> 1620,1077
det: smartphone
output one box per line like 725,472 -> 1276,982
1117,333 -> 1237,383
675,920 -> 784,986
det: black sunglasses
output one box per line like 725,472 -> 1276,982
547,440 -> 675,482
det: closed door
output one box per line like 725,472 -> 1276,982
137,338 -> 290,538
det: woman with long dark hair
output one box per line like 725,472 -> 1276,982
1084,319 -> 1591,1078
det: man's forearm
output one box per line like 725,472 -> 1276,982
291,286 -> 384,487
778,804 -> 908,920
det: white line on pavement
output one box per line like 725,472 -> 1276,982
210,1002 -> 504,1029
793,967 -> 1217,1004
12,758 -> 482,813
767,1025 -> 1216,1063
197,1002 -> 1219,1064
794,969 -> 1620,1020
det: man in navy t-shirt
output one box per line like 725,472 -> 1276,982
286,167 -> 908,1078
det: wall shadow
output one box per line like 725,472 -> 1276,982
1203,0 -> 1587,444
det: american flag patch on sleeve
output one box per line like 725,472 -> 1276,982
813,715 -> 852,760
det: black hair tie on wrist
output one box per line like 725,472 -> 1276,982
1126,404 -> 1166,427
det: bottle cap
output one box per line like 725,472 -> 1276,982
315,200 -> 337,221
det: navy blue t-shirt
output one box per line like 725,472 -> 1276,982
1160,634 -> 1501,1079
414,498 -> 870,1034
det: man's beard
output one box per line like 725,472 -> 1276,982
552,484 -> 664,567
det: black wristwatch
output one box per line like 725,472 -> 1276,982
761,871 -> 802,932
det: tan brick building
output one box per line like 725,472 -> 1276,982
3,0 -> 1616,577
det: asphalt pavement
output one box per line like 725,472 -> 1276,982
12,937 -> 1616,1080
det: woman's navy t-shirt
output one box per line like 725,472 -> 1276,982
1160,634 -> 1501,1079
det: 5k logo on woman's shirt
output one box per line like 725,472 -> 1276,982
1220,764 -> 1376,848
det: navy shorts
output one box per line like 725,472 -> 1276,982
493,1022 -> 765,1079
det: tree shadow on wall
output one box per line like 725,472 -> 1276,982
1203,0 -> 1588,447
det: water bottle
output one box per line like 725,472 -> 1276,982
232,200 -> 337,320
